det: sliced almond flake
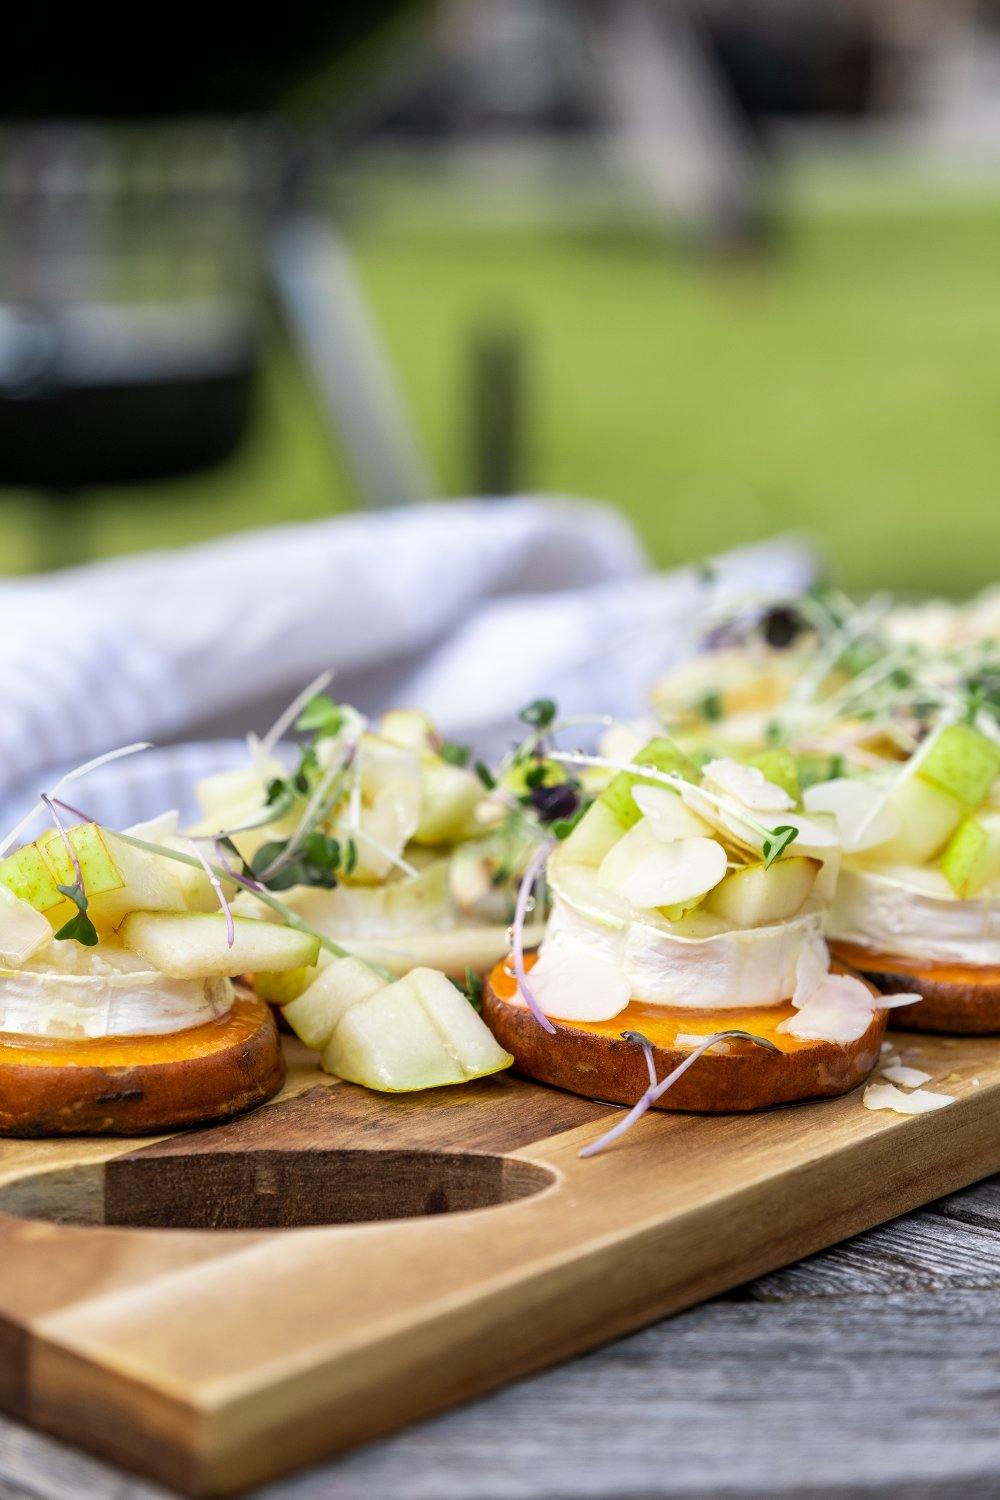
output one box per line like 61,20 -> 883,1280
880,1063 -> 933,1088
863,1082 -> 954,1115
880,1040 -> 894,1055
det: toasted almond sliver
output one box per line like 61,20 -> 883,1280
863,1082 -> 954,1115
880,1063 -> 933,1088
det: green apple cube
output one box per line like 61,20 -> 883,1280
703,856 -> 819,927
283,956 -> 383,1051
39,823 -> 124,896
880,775 -> 965,864
0,885 -> 53,966
918,723 -> 1000,810
412,762 -> 482,845
120,911 -> 320,979
940,814 -> 1000,898
322,966 -> 512,1090
379,709 -> 439,753
558,801 -> 626,867
0,843 -> 65,913
251,965 -> 319,1006
599,737 -> 697,831
744,748 -> 800,802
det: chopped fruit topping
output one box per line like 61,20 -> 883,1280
704,856 -> 819,927
940,812 -> 1000,898
599,738 -> 697,831
918,723 -> 1000,810
120,912 -> 319,980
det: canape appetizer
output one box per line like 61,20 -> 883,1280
190,685 -> 545,1001
808,719 -> 1000,1033
0,760 -> 314,1134
482,722 -> 905,1126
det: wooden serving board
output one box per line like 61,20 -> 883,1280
0,1031 -> 997,1498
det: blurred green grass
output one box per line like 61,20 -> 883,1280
5,184 -> 1000,596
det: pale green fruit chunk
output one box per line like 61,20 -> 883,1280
379,709 -> 439,753
412,761 -> 482,845
940,813 -> 1000,898
597,822 -> 727,910
252,966 -> 317,1006
744,748 -> 801,803
0,822 -> 186,932
323,967 -> 511,1091
598,737 -> 697,831
704,856 -> 819,927
558,800 -> 626,868
879,776 -> 965,864
918,723 -> 1000,810
127,811 -> 221,912
0,885 -> 53,966
120,911 -> 319,979
283,956 -> 383,1050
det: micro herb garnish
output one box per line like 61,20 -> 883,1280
343,837 -> 358,876
519,698 -> 557,731
764,719 -> 783,745
251,832 -> 344,893
761,824 -> 799,868
529,780 -> 581,825
464,966 -> 483,1013
39,794 -> 99,946
474,761 -> 497,790
440,740 -> 472,767
698,691 -> 723,724
294,693 -> 346,739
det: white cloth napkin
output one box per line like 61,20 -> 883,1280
0,498 -> 816,837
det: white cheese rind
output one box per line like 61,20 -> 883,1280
828,862 -> 1000,965
0,943 -> 233,1041
544,862 -> 828,1010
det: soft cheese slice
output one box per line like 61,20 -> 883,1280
829,862 -> 1000,965
544,858 -> 828,1011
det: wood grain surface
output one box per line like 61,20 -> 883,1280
0,1034 -> 996,1497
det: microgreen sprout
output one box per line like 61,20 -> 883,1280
440,740 -> 472,767
187,839 -> 235,948
579,1029 -> 780,1158
464,966 -> 484,1013
519,698 -> 557,731
761,825 -> 800,869
511,840 -> 556,1035
40,794 -> 98,946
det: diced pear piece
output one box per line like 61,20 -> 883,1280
598,737 -> 697,831
878,775 -> 965,864
940,812 -> 1000,898
379,709 -> 439,753
252,965 -> 318,1005
0,885 -> 53,966
120,911 -> 319,979
744,748 -> 801,802
127,811 -> 222,913
704,856 -> 819,927
322,967 -> 511,1091
283,957 -> 383,1050
412,761 -> 482,845
557,800 -> 625,868
0,822 -> 185,933
918,723 -> 1000,810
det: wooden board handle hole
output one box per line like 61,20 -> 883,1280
0,1150 -> 555,1230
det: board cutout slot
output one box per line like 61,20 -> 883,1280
0,1149 -> 555,1230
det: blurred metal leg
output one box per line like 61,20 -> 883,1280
269,213 -> 434,508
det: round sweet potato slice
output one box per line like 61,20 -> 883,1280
831,941 -> 1000,1034
0,992 -> 284,1137
483,958 -> 886,1113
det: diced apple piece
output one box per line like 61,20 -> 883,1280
412,761 -> 482,845
940,812 -> 1000,898
322,968 -> 511,1090
918,723 -> 1000,810
283,957 -> 383,1050
704,856 -> 819,927
252,965 -> 318,1005
598,737 -> 698,831
744,748 -> 800,802
407,967 -> 513,1073
0,885 -> 52,967
0,842 -> 65,913
0,822 -> 185,933
558,800 -> 626,867
127,811 -> 223,913
120,912 -> 319,979
878,775 -> 965,864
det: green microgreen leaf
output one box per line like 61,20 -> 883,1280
53,882 -> 98,946
698,691 -> 723,724
464,966 -> 483,1013
295,694 -> 346,739
439,740 -> 471,767
474,761 -> 497,790
518,698 -> 557,730
761,824 -> 799,869
343,837 -> 358,876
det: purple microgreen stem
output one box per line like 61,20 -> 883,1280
579,1029 -> 780,1159
512,839 -> 556,1035
187,839 -> 235,948
260,669 -> 334,754
40,793 -> 85,897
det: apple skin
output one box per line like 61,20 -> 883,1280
918,722 -> 1000,810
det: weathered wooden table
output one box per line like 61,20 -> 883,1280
0,1173 -> 996,1499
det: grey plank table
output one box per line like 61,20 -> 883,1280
1,1177 -> 998,1500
